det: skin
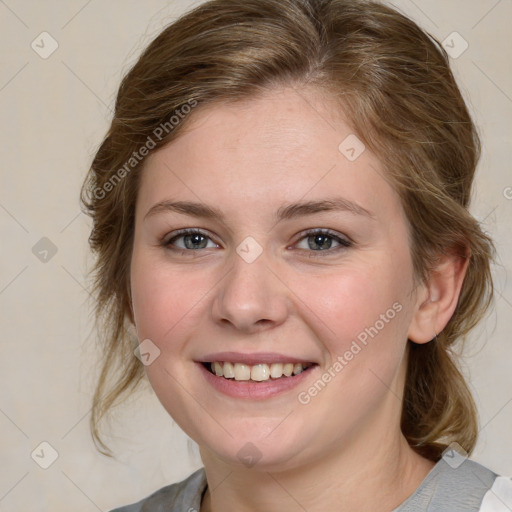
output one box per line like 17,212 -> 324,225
129,85 -> 468,512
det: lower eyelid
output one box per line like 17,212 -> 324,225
169,235 -> 218,249
164,228 -> 212,243
295,231 -> 351,248
163,230 -> 351,253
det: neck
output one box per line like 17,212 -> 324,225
199,431 -> 435,512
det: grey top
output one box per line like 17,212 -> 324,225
111,458 -> 498,512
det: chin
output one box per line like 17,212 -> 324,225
197,424 -> 318,472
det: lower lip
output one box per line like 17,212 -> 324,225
196,362 -> 316,400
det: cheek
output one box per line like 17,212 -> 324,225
292,268 -> 411,423
293,258 -> 414,410
130,253 -> 211,348
296,264 -> 409,352
129,253 -> 214,422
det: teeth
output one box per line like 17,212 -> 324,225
251,364 -> 270,381
223,361 -> 235,378
209,361 -> 311,381
293,363 -> 304,375
213,362 -> 223,377
283,363 -> 294,377
270,363 -> 283,378
234,363 -> 251,381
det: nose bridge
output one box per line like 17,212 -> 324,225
212,242 -> 288,332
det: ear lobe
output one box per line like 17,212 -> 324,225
408,249 -> 469,344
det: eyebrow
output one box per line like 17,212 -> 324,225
143,197 -> 375,223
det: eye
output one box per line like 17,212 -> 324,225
164,229 -> 219,251
162,228 -> 351,255
294,229 -> 352,254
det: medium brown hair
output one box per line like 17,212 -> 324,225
81,0 -> 495,458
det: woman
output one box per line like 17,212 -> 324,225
80,0 -> 511,510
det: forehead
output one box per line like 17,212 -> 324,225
137,86 -> 401,223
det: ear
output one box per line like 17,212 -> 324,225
408,249 -> 469,344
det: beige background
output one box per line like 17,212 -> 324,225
0,0 -> 511,510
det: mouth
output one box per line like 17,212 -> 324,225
202,361 -> 316,382
195,351 -> 319,399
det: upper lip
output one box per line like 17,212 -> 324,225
196,352 -> 317,366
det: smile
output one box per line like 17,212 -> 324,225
205,361 -> 315,382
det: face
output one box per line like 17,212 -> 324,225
130,86 -> 420,471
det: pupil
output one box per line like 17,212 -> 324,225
309,234 -> 332,250
185,234 -> 206,249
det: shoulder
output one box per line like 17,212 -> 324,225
394,456 -> 504,511
109,467 -> 207,512
480,475 -> 512,511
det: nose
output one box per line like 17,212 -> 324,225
211,249 -> 289,334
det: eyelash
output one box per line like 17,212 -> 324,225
295,228 -> 352,256
163,228 -> 352,257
